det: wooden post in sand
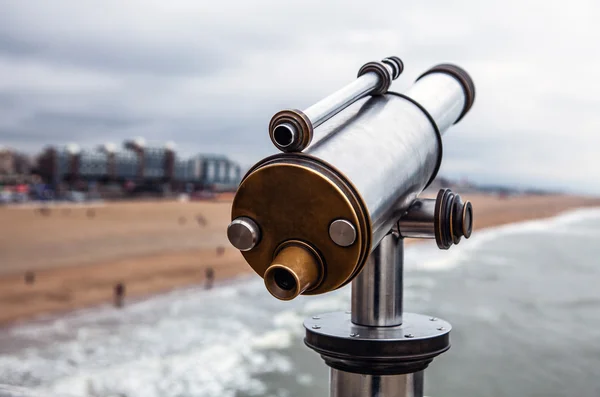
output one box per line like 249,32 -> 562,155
24,271 -> 35,285
114,282 -> 125,308
205,267 -> 214,289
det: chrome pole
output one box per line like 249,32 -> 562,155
303,73 -> 380,131
330,368 -> 424,397
352,232 -> 403,327
332,233 -> 424,397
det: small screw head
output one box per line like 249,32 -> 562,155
429,317 -> 437,321
312,316 -> 320,320
404,333 -> 414,338
350,333 -> 359,337
227,217 -> 260,251
312,325 -> 321,330
437,327 -> 445,331
329,219 -> 357,247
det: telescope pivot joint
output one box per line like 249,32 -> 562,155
398,189 -> 473,249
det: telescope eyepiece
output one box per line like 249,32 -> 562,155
273,123 -> 296,148
268,109 -> 313,152
272,267 -> 297,291
264,241 -> 324,301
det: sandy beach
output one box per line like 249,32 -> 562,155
1,193 -> 599,325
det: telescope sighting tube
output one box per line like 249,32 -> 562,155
269,56 -> 403,152
228,59 -> 476,300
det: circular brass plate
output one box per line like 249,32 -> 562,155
232,162 -> 365,295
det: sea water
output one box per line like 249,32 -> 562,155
1,208 -> 600,397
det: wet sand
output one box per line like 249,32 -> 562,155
0,194 -> 598,325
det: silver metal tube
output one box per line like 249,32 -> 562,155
406,72 -> 465,134
269,58 -> 404,153
397,198 -> 436,239
330,368 -> 424,397
307,71 -> 466,247
352,233 -> 403,326
303,72 -> 380,147
305,73 -> 380,128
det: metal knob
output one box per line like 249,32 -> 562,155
329,219 -> 357,247
434,189 -> 473,249
227,217 -> 261,251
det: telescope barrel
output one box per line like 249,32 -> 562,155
229,61 -> 475,300
306,64 -> 474,245
269,57 -> 404,152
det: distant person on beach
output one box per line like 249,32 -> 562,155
205,267 -> 214,289
24,271 -> 35,285
196,214 -> 207,226
114,282 -> 125,308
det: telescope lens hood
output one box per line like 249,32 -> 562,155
417,64 -> 476,123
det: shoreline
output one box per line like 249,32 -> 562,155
1,194 -> 599,326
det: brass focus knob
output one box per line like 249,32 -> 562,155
434,189 -> 473,249
264,241 -> 323,301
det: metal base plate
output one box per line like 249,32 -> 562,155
304,311 -> 451,375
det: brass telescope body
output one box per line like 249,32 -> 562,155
232,154 -> 371,298
230,61 -> 475,300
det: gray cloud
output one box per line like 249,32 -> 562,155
0,0 -> 598,194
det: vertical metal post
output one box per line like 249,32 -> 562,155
330,368 -> 424,397
336,232 -> 424,397
351,232 -> 403,326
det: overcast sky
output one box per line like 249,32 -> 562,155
0,1 -> 598,194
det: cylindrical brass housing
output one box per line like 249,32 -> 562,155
264,241 -> 323,300
231,154 -> 371,296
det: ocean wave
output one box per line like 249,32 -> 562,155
0,279 -> 301,397
36,342 -> 274,397
251,330 -> 293,350
7,314 -> 296,397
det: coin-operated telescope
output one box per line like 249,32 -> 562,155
228,56 -> 475,397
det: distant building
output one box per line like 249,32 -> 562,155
13,153 -> 32,175
0,147 -> 15,175
34,138 -> 242,194
0,147 -> 33,181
